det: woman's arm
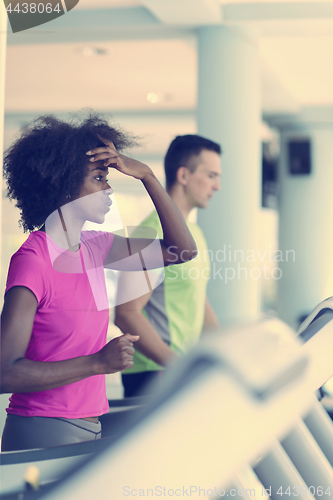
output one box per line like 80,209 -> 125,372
1,286 -> 138,394
86,140 -> 197,269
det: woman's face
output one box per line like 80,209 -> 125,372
71,160 -> 113,224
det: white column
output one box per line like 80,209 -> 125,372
276,112 -> 333,328
197,26 -> 262,326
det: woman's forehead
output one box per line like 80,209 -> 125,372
87,160 -> 108,172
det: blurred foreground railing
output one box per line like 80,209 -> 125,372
2,307 -> 333,500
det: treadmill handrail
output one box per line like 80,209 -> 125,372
298,297 -> 333,336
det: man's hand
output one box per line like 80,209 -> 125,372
86,137 -> 153,181
93,334 -> 140,374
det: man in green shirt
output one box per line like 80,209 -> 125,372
115,135 -> 222,397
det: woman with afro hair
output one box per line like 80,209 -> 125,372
0,113 -> 197,451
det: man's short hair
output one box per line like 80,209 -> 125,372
164,134 -> 221,190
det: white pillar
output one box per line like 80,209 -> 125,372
276,112 -> 333,328
197,26 -> 262,326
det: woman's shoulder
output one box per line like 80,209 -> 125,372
8,233 -> 50,280
81,230 -> 114,247
12,231 -> 48,260
6,232 -> 50,299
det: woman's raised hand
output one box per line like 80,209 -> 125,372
86,136 -> 153,181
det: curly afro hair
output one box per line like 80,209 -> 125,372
3,112 -> 137,232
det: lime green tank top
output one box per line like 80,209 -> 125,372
124,210 -> 210,374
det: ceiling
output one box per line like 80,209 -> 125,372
4,0 -> 333,145
5,38 -> 197,113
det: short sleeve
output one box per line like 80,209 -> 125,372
5,250 -> 47,304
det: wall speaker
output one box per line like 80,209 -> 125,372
288,139 -> 311,175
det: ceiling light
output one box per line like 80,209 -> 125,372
78,47 -> 107,57
146,92 -> 173,104
147,92 -> 159,104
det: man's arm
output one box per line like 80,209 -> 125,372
114,283 -> 177,368
203,298 -> 219,330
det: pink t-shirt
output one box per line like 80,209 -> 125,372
5,230 -> 114,418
